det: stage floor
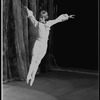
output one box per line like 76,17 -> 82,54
3,71 -> 99,100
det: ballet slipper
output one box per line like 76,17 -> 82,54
30,69 -> 37,86
26,73 -> 32,84
30,73 -> 35,86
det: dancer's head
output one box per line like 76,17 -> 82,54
39,10 -> 48,23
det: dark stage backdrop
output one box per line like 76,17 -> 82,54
51,0 -> 98,71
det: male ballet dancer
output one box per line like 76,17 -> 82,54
25,7 -> 75,86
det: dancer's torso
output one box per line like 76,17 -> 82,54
37,22 -> 50,42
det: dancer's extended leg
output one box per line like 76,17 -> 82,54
30,43 -> 47,86
30,59 -> 41,86
27,56 -> 37,84
27,40 -> 42,85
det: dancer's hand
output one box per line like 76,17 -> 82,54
58,14 -> 69,21
24,6 -> 33,17
58,14 -> 75,22
69,15 -> 75,18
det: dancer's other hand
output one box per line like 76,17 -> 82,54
24,6 -> 33,17
69,15 -> 75,18
58,14 -> 69,21
58,14 -> 75,22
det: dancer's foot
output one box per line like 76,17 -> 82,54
26,73 -> 32,84
30,72 -> 35,86
30,68 -> 38,86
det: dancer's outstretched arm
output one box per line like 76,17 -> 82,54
24,6 -> 38,26
46,14 -> 75,27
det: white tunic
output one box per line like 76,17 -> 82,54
37,22 -> 50,42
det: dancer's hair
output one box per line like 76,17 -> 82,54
40,10 -> 48,20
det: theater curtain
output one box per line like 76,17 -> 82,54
3,0 -> 54,83
3,0 -> 36,83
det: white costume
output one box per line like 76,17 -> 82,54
25,7 -> 75,86
26,9 -> 51,86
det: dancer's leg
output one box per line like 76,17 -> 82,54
30,58 -> 41,86
30,43 -> 47,86
27,40 -> 40,84
26,56 -> 36,84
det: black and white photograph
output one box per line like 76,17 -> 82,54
2,0 -> 99,100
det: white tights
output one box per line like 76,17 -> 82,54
27,40 -> 47,86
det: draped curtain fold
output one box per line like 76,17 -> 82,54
3,0 -> 36,83
3,0 -> 54,83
